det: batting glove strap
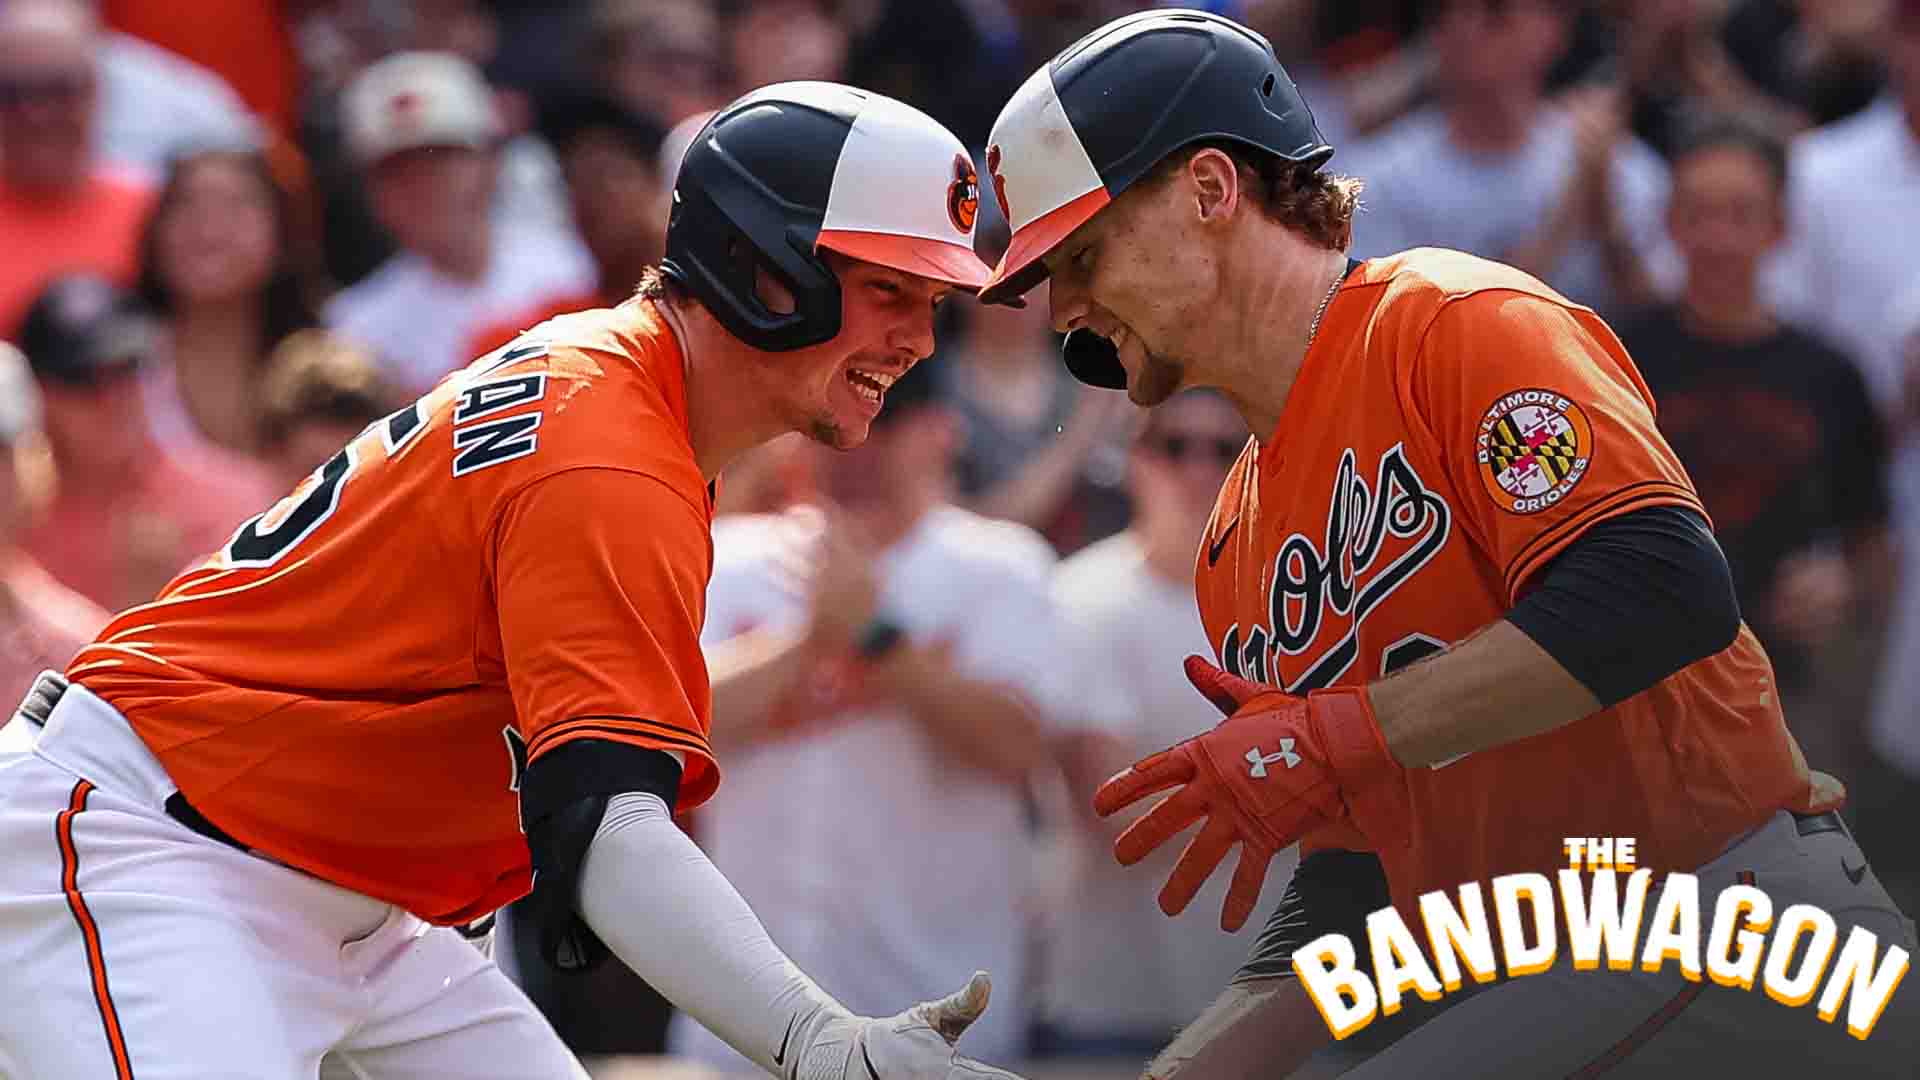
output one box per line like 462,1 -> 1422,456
1304,686 -> 1410,850
1302,686 -> 1398,788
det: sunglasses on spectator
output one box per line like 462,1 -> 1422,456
0,73 -> 90,107
1141,432 -> 1242,466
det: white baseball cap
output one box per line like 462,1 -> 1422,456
0,342 -> 44,444
344,51 -> 503,166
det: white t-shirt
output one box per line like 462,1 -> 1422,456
670,505 -> 1087,1069
1767,97 -> 1920,415
323,219 -> 592,396
1342,105 -> 1676,315
1039,533 -> 1293,1038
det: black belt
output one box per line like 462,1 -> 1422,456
20,672 -> 250,853
1793,809 -> 1847,839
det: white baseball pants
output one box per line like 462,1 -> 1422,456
0,679 -> 588,1079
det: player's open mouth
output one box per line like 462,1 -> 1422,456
845,367 -> 896,405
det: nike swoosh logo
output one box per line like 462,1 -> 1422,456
862,1042 -> 881,1080
1844,857 -> 1867,886
1207,517 -> 1240,567
771,1006 -> 794,1068
772,1016 -> 796,1069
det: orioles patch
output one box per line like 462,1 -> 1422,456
947,154 -> 980,233
1475,389 -> 1594,514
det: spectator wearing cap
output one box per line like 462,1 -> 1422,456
0,340 -> 109,729
462,93 -> 670,360
322,51 -> 592,396
673,360 -> 1092,1069
135,145 -> 327,456
255,329 -> 399,493
0,0 -> 155,338
18,274 -> 278,613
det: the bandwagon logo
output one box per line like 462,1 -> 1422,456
1293,838 -> 1911,1042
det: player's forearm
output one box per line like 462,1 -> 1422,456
1373,507 -> 1737,768
578,792 -> 846,1078
911,676 -> 1044,782
1368,619 -> 1599,769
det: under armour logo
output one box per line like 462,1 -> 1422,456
1246,739 -> 1301,778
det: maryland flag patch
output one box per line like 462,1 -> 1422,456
1475,389 -> 1594,514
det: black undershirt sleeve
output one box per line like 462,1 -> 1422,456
518,738 -> 683,971
1505,504 -> 1741,708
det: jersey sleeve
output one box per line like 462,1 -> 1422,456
1404,291 -> 1705,603
491,465 -> 719,813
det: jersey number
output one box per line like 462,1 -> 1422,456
225,446 -> 358,568
222,346 -> 551,568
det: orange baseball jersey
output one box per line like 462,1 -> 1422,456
1195,249 -> 1809,916
69,299 -> 720,926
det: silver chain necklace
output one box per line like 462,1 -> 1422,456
1304,264 -> 1344,349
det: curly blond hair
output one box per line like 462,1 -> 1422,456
1150,140 -> 1363,252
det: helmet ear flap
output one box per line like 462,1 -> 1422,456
662,81 -> 989,348
663,165 -> 842,351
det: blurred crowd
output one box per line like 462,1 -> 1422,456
2,0 -> 1917,1075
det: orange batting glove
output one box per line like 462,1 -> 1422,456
1093,656 -> 1399,932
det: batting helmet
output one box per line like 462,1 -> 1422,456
975,10 -> 1334,388
664,82 -> 992,353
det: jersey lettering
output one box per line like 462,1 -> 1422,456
1222,445 -> 1450,692
455,374 -> 548,425
453,413 -> 544,476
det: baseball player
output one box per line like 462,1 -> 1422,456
976,11 -> 1919,1078
0,83 -> 1025,1080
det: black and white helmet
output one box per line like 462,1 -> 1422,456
976,10 -> 1334,387
664,82 -> 992,352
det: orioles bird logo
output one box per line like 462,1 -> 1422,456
947,154 -> 979,233
985,144 -> 1011,223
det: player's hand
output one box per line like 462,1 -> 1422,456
799,973 -> 1029,1079
1093,657 -> 1398,932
